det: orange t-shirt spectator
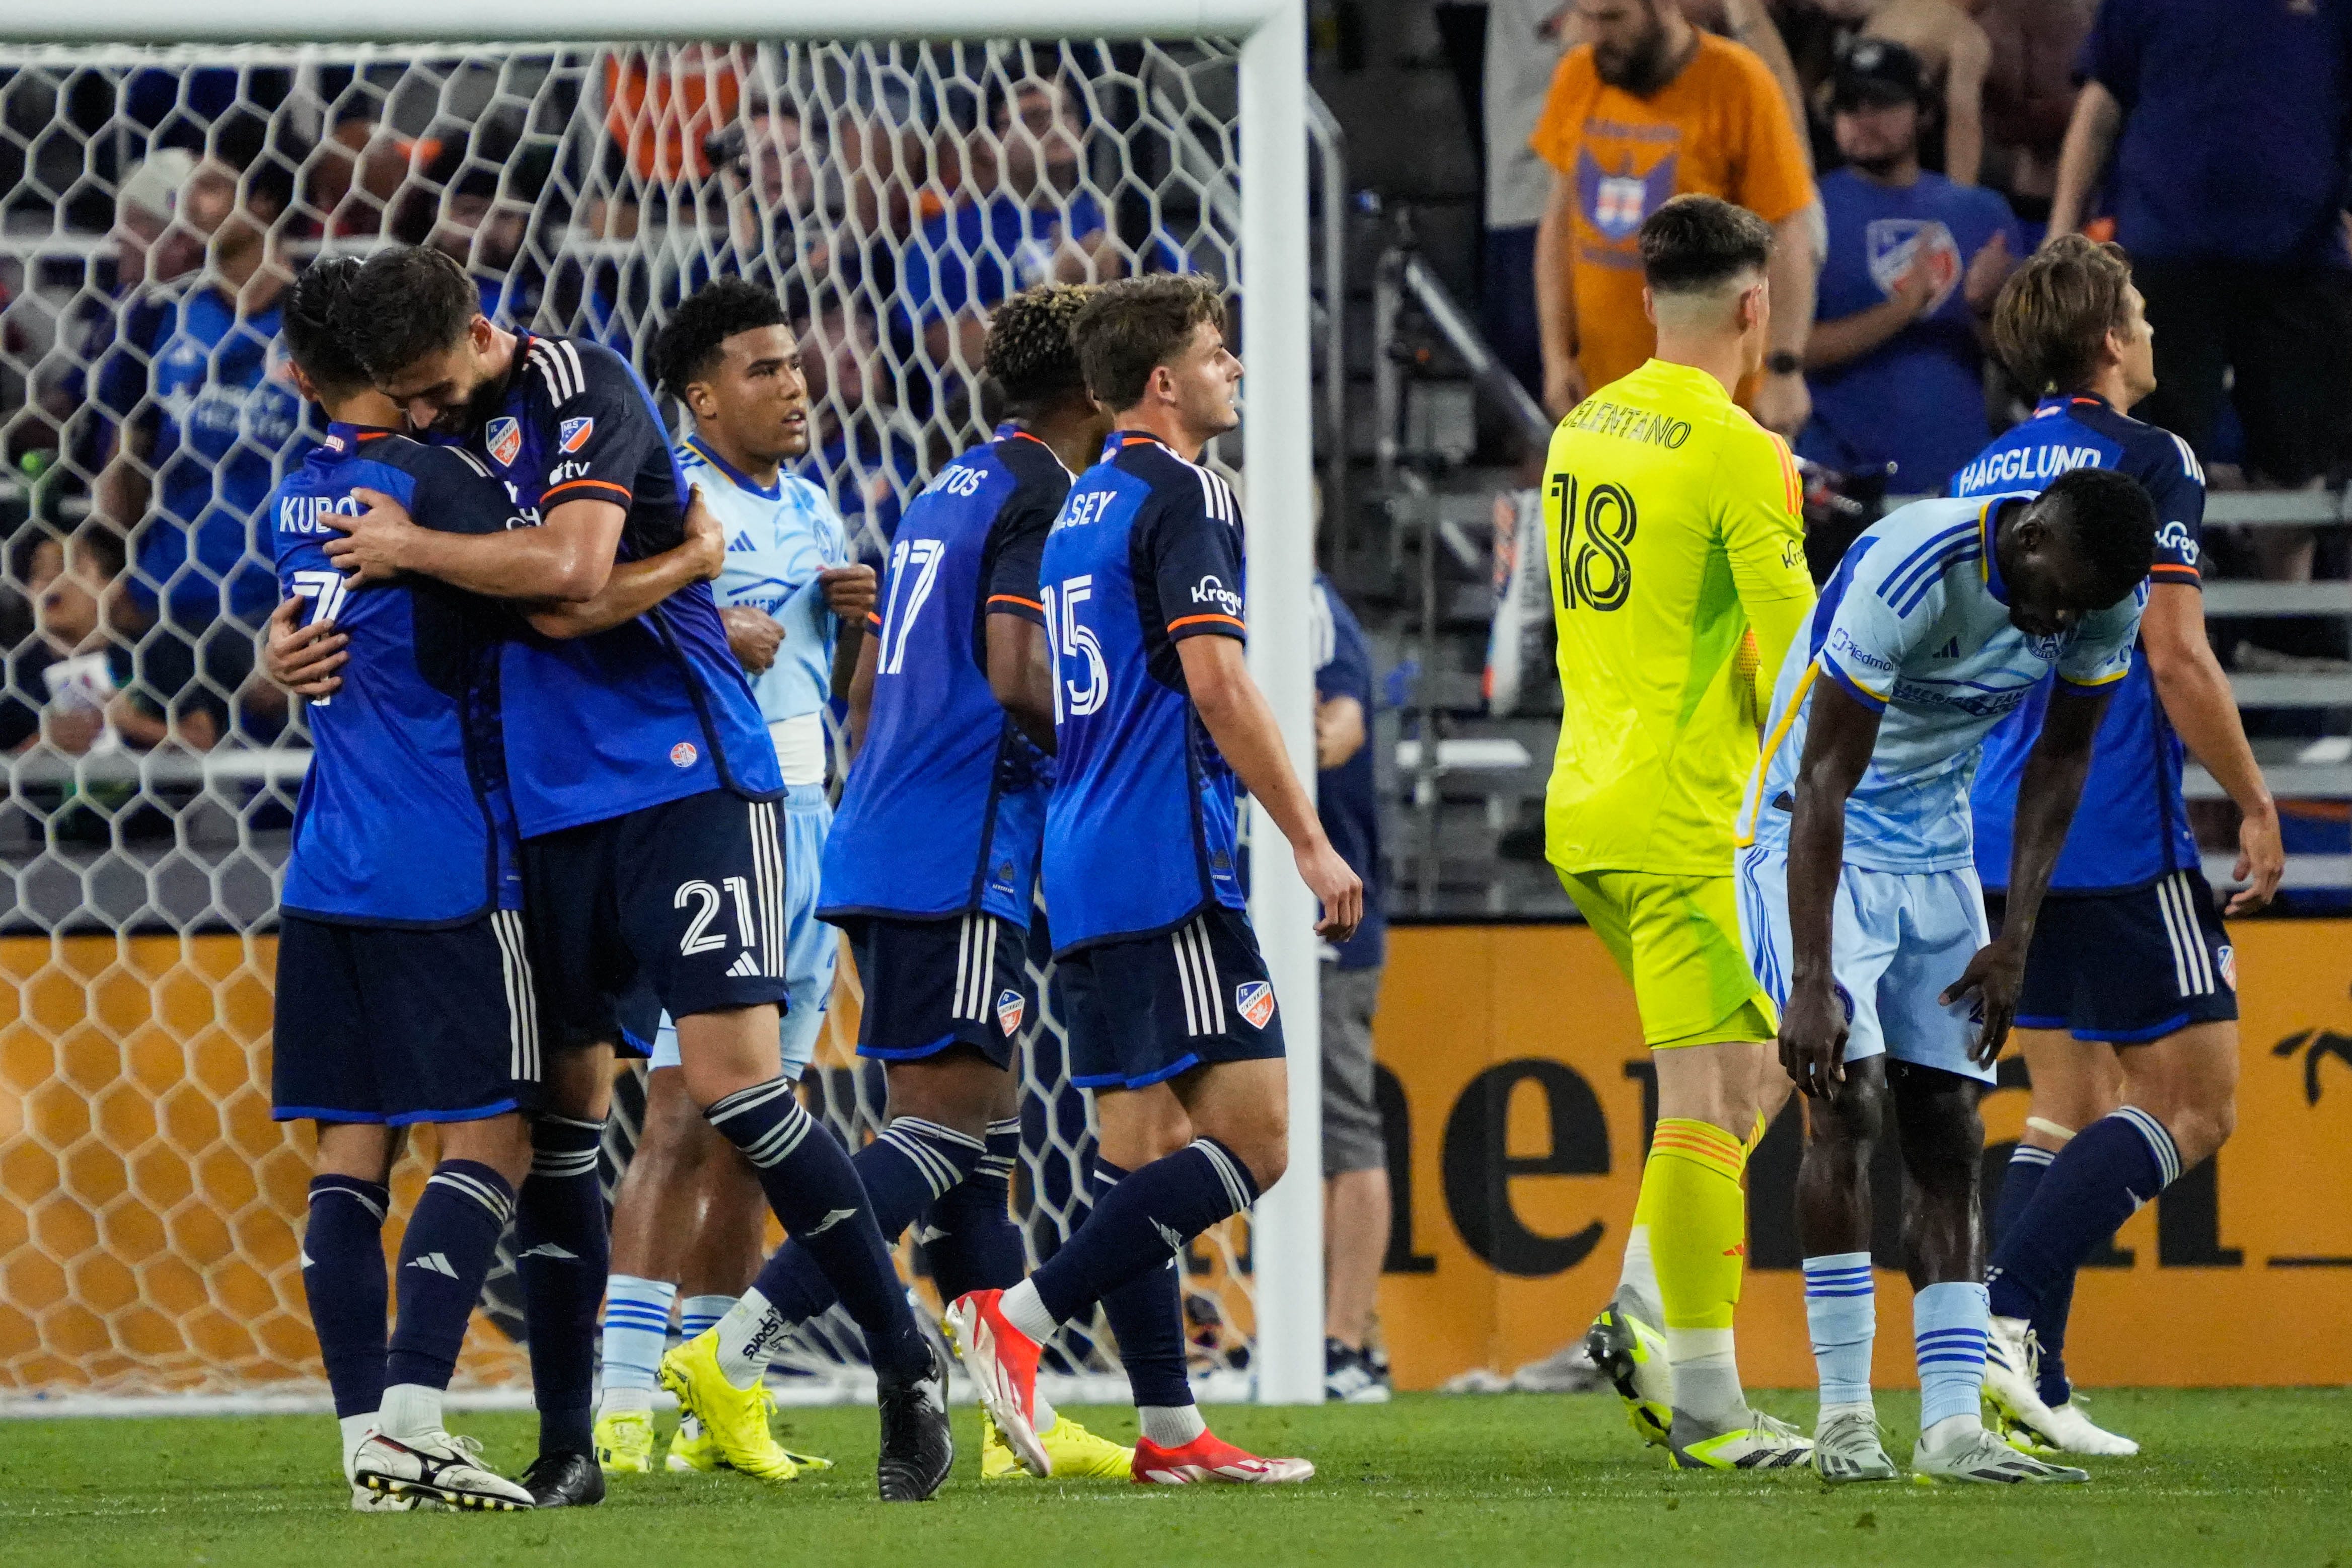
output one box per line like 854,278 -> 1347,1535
1530,1 -> 1816,434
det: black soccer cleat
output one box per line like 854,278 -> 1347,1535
875,1336 -> 954,1502
520,1449 -> 607,1508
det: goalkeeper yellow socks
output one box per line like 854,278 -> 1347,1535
1644,1117 -> 1751,1423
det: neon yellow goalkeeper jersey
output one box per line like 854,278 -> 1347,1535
1544,358 -> 1815,876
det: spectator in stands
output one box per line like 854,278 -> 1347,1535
1798,40 -> 2018,493
896,73 -> 1121,387
91,119 -> 307,728
300,112 -> 431,240
2051,0 -> 2352,566
1484,2 -> 1572,400
1976,0 -> 2095,242
797,295 -> 925,554
1,529 -> 210,755
1314,573 -> 1394,1406
1815,0 -> 1993,187
1531,0 -> 1819,436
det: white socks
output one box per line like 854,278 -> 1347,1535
1663,1326 -> 1742,1424
713,1288 -> 786,1387
377,1382 -> 443,1444
340,1411 -> 375,1476
1139,1403 -> 1207,1447
1615,1223 -> 1661,1326
1922,1412 -> 1978,1449
998,1280 -> 1059,1343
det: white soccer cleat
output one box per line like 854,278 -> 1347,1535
2023,1397 -> 2140,1457
353,1429 -> 536,1510
1981,1315 -> 2062,1439
1812,1410 -> 1897,1484
1912,1423 -> 2088,1485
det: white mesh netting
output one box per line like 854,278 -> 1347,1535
0,38 -> 1266,1404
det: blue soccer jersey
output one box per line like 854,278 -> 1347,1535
677,437 -> 850,728
1039,431 -> 1249,953
820,427 -> 1066,927
1957,394 -> 2208,892
472,333 -> 781,835
274,423 -> 526,925
1740,494 -> 2144,873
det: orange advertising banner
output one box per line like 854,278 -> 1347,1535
1368,921 -> 2352,1391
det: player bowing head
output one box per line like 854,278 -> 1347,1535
1738,465 -> 2155,1487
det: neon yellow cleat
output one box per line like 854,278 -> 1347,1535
657,1332 -> 802,1483
665,1412 -> 722,1473
1583,1305 -> 1674,1448
981,1414 -> 1136,1480
595,1409 -> 656,1475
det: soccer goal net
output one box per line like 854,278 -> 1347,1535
0,17 -> 1327,1410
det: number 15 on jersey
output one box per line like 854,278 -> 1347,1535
1547,472 -> 1638,613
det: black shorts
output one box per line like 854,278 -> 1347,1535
272,911 -> 538,1125
2012,868 -> 2240,1043
1060,905 -> 1287,1091
521,788 -> 792,1051
845,911 -> 1033,1071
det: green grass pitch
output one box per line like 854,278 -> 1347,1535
4,1391 -> 2348,1567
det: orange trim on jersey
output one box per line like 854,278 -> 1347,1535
354,430 -> 391,442
2148,563 -> 2201,581
865,611 -> 883,628
1121,434 -> 1166,447
542,478 -> 633,506
1004,430 -> 1050,448
987,592 -> 1045,612
1776,437 -> 1802,516
1167,612 -> 1246,634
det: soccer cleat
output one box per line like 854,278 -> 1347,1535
875,1336 -> 955,1502
1666,1407 -> 1814,1470
352,1429 -> 536,1510
520,1450 -> 606,1508
2012,1397 -> 2140,1457
594,1409 -> 655,1474
1912,1424 -> 2090,1485
1812,1410 -> 1898,1484
658,1332 -> 804,1483
1982,1316 -> 2064,1443
349,1481 -> 421,1512
981,1414 -> 1138,1480
946,1290 -> 1048,1478
1132,1430 -> 1314,1484
1325,1339 -> 1393,1404
1584,1304 -> 1674,1448
666,1412 -> 722,1473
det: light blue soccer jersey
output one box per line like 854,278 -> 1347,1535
678,436 -> 850,726
1740,494 -> 2143,873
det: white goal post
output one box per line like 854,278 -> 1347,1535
6,0 -> 1326,1404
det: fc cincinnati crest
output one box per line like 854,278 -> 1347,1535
559,416 -> 594,453
486,416 -> 523,468
2218,945 -> 2237,992
1235,981 -> 1276,1030
1575,149 -> 1678,244
1865,218 -> 1962,315
996,989 -> 1026,1035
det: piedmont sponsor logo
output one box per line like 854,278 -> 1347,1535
486,416 -> 523,467
669,741 -> 698,768
1828,628 -> 1895,674
1235,980 -> 1276,1030
1191,575 -> 1242,617
559,415 -> 594,453
1954,443 -> 2103,494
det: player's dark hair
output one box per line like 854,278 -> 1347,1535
1992,234 -> 2136,396
652,278 -> 791,396
985,283 -> 1095,416
1639,195 -> 1774,294
2035,465 -> 2158,608
281,256 -> 374,399
1072,274 -> 1227,413
341,244 -> 480,381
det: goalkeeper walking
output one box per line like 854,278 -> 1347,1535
1544,196 -> 1817,1470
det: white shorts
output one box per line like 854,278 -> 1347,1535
649,782 -> 836,1079
1736,842 -> 1996,1084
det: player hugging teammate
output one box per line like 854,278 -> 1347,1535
266,261 -> 1352,1509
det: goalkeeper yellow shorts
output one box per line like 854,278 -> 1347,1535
1557,868 -> 1776,1049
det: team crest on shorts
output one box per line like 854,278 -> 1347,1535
485,417 -> 523,468
559,416 -> 594,453
1235,981 -> 1276,1030
996,989 -> 1025,1035
669,741 -> 698,767
2218,945 -> 2237,992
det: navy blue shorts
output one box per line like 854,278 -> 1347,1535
272,911 -> 538,1125
1060,905 -> 1286,1091
845,911 -> 1033,1071
521,788 -> 791,1052
2010,868 -> 2240,1043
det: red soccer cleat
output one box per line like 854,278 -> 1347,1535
946,1290 -> 1049,1477
1131,1430 -> 1316,1485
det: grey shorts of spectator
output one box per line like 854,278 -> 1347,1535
1320,963 -> 1387,1178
